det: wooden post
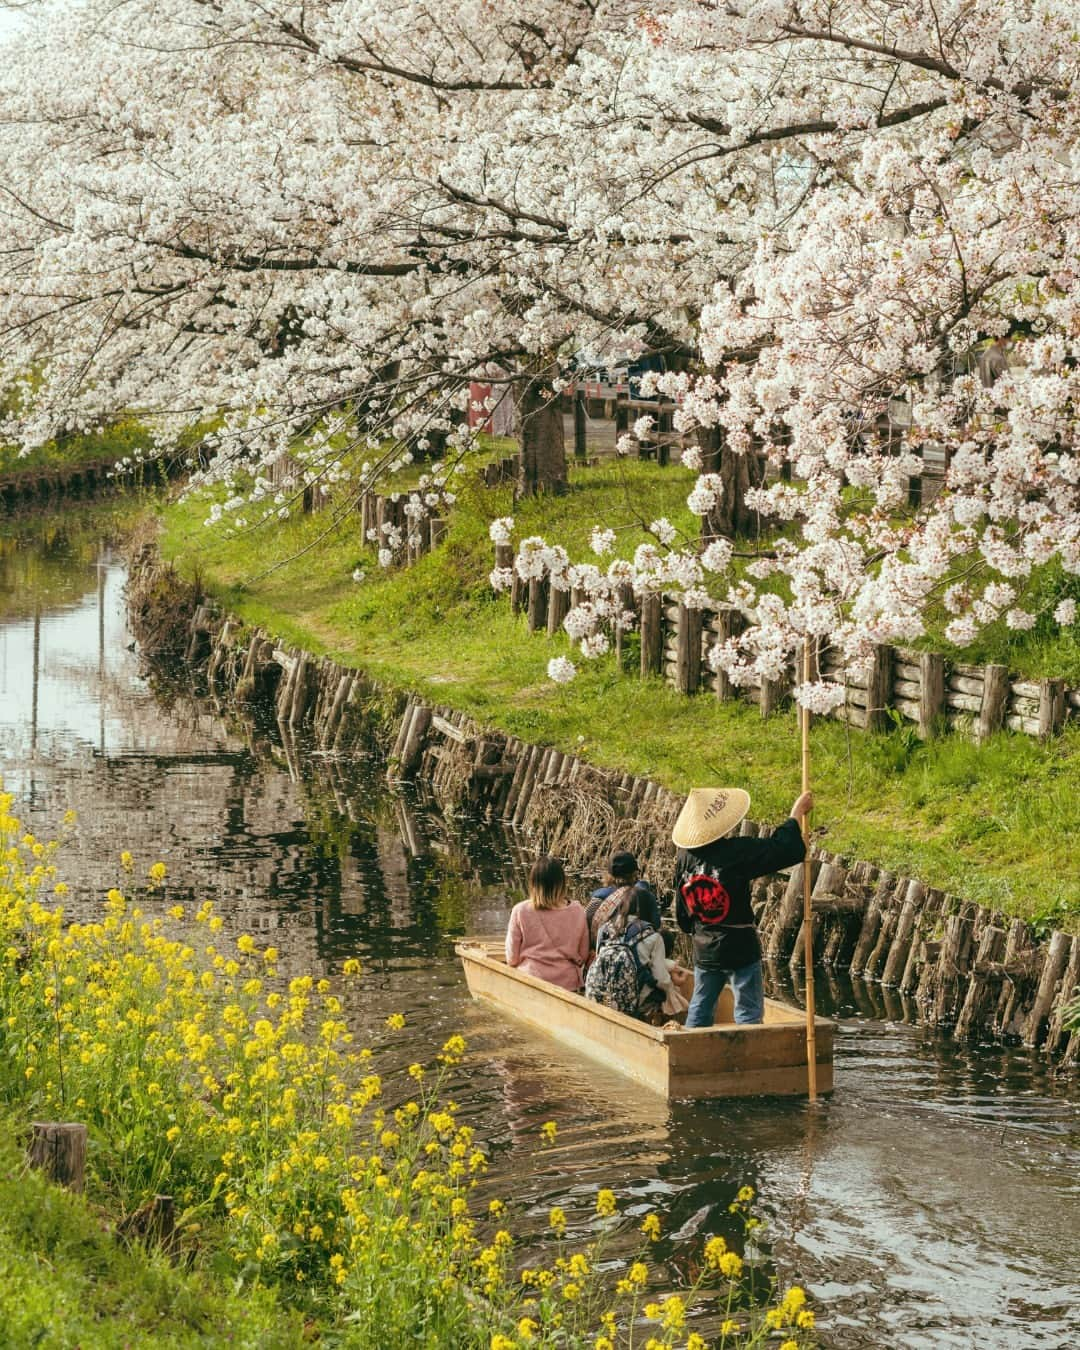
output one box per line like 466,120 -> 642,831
574,388 -> 588,462
495,541 -> 513,574
712,608 -> 738,701
28,1123 -> 87,1192
656,403 -> 673,467
615,392 -> 629,442
918,651 -> 946,739
978,663 -> 1009,743
547,584 -> 570,638
907,444 -> 924,507
510,569 -> 526,615
429,517 -> 447,549
1023,930 -> 1070,1047
759,673 -> 784,719
398,706 -> 432,777
1037,678 -> 1065,739
800,636 -> 817,1102
526,577 -> 549,633
880,879 -> 926,987
865,643 -> 893,731
674,602 -> 702,694
640,592 -> 662,677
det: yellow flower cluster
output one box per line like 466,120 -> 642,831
0,800 -> 822,1349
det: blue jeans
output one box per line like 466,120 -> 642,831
685,961 -> 764,1027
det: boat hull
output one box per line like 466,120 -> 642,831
456,942 -> 833,1100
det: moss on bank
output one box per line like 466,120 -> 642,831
157,465 -> 1080,929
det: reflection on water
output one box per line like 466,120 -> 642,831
1,510 -> 1078,1349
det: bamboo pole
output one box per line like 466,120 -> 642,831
801,636 -> 818,1101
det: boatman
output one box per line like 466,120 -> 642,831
673,787 -> 813,1027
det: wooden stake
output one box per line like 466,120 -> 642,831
28,1122 -> 87,1192
800,636 -> 818,1102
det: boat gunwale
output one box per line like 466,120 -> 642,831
455,940 -> 834,1043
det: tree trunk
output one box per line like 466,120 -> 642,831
516,362 -> 567,498
696,425 -> 761,540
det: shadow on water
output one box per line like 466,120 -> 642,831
1,510 -> 1078,1349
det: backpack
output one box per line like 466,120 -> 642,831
585,921 -> 657,1016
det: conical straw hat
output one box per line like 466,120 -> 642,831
672,787 -> 751,850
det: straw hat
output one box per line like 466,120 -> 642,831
671,788 -> 750,850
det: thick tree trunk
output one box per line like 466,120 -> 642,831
696,425 -> 762,540
516,362 -> 567,498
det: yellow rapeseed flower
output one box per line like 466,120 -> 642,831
342,957 -> 361,975
148,861 -> 167,883
595,1188 -> 616,1217
548,1206 -> 567,1236
539,1120 -> 557,1145
686,1335 -> 707,1350
718,1251 -> 743,1279
797,1309 -> 815,1329
641,1212 -> 661,1241
517,1317 -> 537,1342
385,1012 -> 406,1030
644,1302 -> 661,1319
662,1295 -> 686,1331
737,1184 -> 755,1203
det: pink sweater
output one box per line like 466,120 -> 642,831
505,900 -> 589,991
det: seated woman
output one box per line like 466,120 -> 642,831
586,849 -> 662,935
505,855 -> 589,992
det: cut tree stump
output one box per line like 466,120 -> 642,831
27,1122 -> 87,1192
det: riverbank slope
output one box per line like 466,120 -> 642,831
156,468 -> 1080,930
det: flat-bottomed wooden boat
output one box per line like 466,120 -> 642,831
457,941 -> 833,1100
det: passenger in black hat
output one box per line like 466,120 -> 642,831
585,850 -> 662,949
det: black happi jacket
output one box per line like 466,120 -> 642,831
675,818 -> 806,971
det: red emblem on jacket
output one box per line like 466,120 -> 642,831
680,874 -> 731,925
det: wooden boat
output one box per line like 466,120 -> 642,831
456,941 -> 833,1100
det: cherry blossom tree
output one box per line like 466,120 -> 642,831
0,0 -> 1079,698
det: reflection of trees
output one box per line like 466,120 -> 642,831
0,501 -> 134,620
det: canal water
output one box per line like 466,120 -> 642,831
1,508 -> 1078,1350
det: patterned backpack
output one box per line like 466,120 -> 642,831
584,935 -> 641,1015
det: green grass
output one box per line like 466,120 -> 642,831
157,462 -> 1080,929
0,420 -> 157,479
0,1128 -> 304,1350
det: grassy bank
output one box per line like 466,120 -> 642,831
157,464 -> 1080,929
0,420 -> 153,480
0,1128 -> 301,1349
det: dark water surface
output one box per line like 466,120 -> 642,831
2,511 -> 1078,1350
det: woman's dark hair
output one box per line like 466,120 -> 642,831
528,855 -> 567,910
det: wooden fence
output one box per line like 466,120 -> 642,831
502,554 -> 1079,742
